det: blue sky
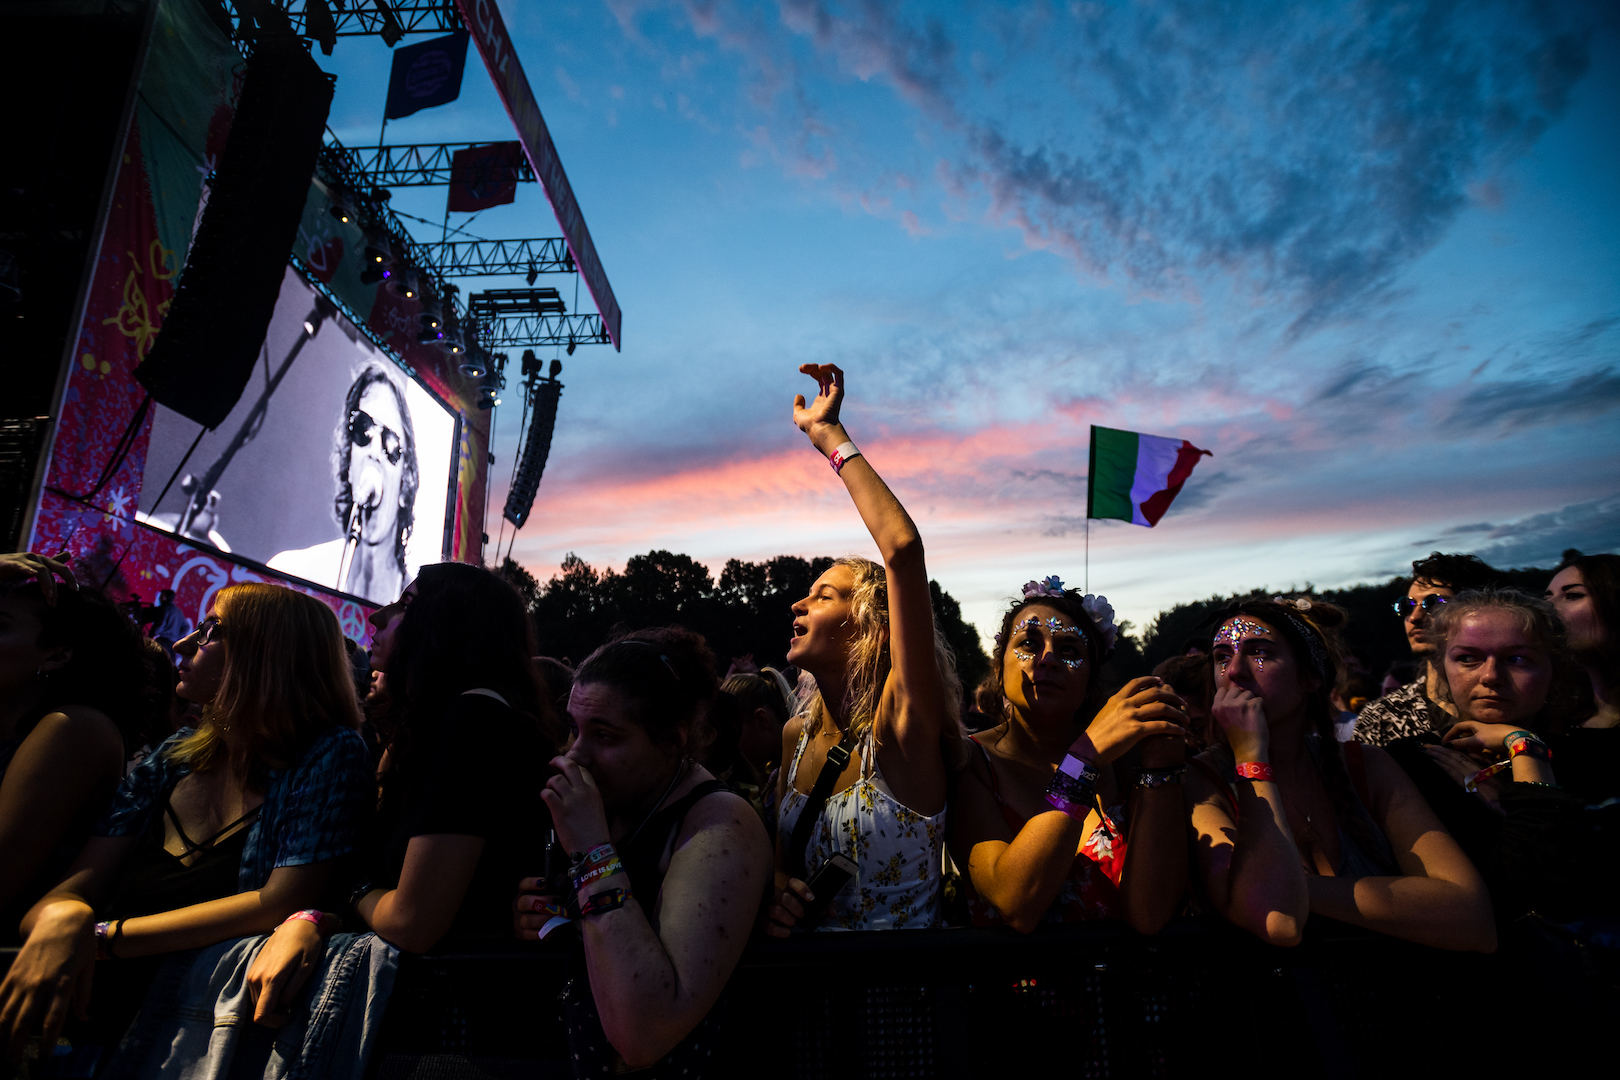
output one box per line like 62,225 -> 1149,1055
315,0 -> 1620,644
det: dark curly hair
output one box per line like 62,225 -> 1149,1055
1410,551 -> 1499,592
2,580 -> 149,752
333,365 -> 418,578
573,626 -> 721,752
987,588 -> 1115,729
1552,550 -> 1620,700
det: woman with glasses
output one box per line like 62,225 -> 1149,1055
0,584 -> 371,1061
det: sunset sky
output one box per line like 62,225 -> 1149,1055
315,0 -> 1620,647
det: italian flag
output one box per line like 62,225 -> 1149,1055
1088,426 -> 1213,527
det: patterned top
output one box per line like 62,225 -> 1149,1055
1354,678 -> 1447,747
778,725 -> 946,931
962,736 -> 1128,925
95,726 -> 372,892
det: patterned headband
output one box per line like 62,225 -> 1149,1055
1271,597 -> 1329,681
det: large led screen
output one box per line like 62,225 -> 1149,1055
139,265 -> 460,606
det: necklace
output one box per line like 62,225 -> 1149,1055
624,758 -> 688,849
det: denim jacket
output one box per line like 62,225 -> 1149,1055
105,932 -> 399,1080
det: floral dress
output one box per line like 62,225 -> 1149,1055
777,726 -> 946,930
963,736 -> 1129,925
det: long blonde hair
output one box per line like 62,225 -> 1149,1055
169,583 -> 362,788
802,557 -> 965,760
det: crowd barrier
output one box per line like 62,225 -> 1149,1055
2,917 -> 1606,1079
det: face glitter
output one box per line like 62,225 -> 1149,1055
1213,617 -> 1273,648
1009,615 -> 1087,667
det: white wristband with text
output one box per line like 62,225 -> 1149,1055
828,441 -> 861,474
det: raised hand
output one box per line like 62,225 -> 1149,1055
792,363 -> 848,455
1071,676 -> 1187,766
0,551 -> 78,606
1212,683 -> 1270,763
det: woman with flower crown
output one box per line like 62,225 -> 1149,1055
946,577 -> 1192,933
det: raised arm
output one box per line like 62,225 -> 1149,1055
792,364 -> 946,761
1304,746 -> 1496,952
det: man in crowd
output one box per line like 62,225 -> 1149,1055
137,588 -> 191,651
1354,551 -> 1499,746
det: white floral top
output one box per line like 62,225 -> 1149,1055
777,725 -> 946,931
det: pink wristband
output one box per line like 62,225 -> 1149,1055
284,909 -> 335,933
1235,761 -> 1274,781
828,441 -> 861,474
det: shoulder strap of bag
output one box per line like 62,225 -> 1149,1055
787,725 -> 860,880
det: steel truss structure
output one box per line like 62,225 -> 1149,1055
469,289 -> 607,349
416,238 -> 573,278
341,143 -> 537,188
235,1 -> 461,43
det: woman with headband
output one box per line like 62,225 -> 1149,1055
947,578 -> 1190,933
1185,598 -> 1494,950
763,364 -> 965,934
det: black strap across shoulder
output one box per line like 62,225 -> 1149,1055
786,725 -> 858,880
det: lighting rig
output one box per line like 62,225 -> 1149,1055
228,2 -> 463,51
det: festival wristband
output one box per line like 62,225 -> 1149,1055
283,909 -> 338,934
1504,733 -> 1551,762
1235,761 -> 1274,781
828,441 -> 861,474
1136,766 -> 1186,788
574,858 -> 625,893
579,886 -> 634,918
94,921 -> 112,961
1465,760 -> 1511,793
1045,754 -> 1100,819
569,843 -> 617,874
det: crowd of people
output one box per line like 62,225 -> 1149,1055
0,364 -> 1614,1077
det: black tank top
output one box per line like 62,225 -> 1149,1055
562,779 -> 732,1078
103,785 -> 261,921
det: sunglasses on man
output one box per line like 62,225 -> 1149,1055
1391,595 -> 1449,617
348,409 -> 404,465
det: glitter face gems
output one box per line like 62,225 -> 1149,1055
1213,617 -> 1275,676
1009,615 -> 1087,669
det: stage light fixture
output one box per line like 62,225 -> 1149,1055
549,358 -> 563,379
327,189 -> 356,225
520,348 -> 540,378
459,345 -> 489,379
566,336 -> 576,356
525,261 -> 539,286
389,264 -> 419,300
439,313 -> 466,356
416,292 -> 443,343
476,364 -> 503,409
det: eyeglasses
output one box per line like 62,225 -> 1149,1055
196,617 -> 224,647
348,409 -> 403,465
1392,595 -> 1449,617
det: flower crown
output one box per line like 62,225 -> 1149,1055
996,575 -> 1119,653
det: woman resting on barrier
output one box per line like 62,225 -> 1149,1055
1,553 -> 149,946
1185,597 -> 1495,951
1415,588 -> 1619,923
948,579 -> 1189,933
763,363 -> 964,934
242,563 -> 561,1024
0,583 -> 372,1062
513,627 -> 772,1074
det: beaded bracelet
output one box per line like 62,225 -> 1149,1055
1136,766 -> 1186,788
1235,761 -> 1274,782
574,857 -> 625,893
579,886 -> 634,918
